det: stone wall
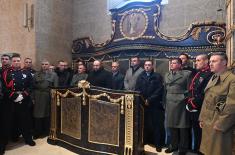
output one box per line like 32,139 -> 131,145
72,0 -> 112,44
0,0 -> 36,64
159,0 -> 226,36
35,0 -> 73,68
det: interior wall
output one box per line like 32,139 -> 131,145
72,0 -> 226,42
159,0 -> 226,36
35,0 -> 73,69
72,0 -> 112,43
0,0 -> 36,65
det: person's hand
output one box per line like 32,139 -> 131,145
14,94 -> 24,102
199,121 -> 203,128
213,123 -> 222,131
145,99 -> 149,106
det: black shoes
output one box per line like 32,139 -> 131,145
25,140 -> 36,146
191,150 -> 204,155
165,147 -> 178,153
0,146 -> 5,155
155,147 -> 162,152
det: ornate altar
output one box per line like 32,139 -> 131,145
71,1 -> 226,76
48,81 -> 144,155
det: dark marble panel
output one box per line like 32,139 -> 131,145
89,99 -> 119,146
61,97 -> 82,139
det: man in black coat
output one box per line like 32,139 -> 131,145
55,60 -> 73,87
87,60 -> 112,89
135,60 -> 165,152
111,61 -> 124,90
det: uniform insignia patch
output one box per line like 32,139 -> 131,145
199,77 -> 204,83
22,74 -> 27,78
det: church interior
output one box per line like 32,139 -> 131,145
0,0 -> 234,155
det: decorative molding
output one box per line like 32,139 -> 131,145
124,94 -> 134,155
56,80 -> 125,114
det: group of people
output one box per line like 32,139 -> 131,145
0,52 -> 235,155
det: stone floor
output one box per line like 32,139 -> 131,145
4,138 -> 198,155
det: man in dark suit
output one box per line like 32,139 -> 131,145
111,61 -> 124,90
135,60 -> 165,152
186,54 -> 213,154
87,60 -> 112,89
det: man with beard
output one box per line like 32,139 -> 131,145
55,60 -> 72,87
135,60 -> 165,152
87,60 -> 112,89
186,54 -> 213,154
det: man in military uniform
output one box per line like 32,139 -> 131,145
33,60 -> 58,139
0,54 -> 11,155
23,58 -> 36,77
1,54 -> 35,152
186,54 -> 213,154
199,52 -> 235,155
135,60 -> 165,152
164,58 -> 191,155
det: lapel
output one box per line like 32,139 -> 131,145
167,70 -> 183,85
204,70 -> 231,92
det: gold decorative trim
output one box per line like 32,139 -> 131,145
119,9 -> 149,40
118,8 -> 151,16
56,81 -> 125,114
49,89 -> 58,140
226,0 -> 232,7
191,27 -> 201,40
124,94 -> 134,155
155,19 -> 225,41
88,99 -> 120,146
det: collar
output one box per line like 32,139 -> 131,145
200,66 -> 210,72
219,70 -> 232,82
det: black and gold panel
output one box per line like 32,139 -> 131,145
61,97 -> 82,139
88,99 -> 120,146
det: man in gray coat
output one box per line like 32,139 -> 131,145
33,60 -> 58,139
164,58 -> 191,155
70,64 -> 88,87
124,56 -> 144,90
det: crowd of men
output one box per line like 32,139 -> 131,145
0,52 -> 235,155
